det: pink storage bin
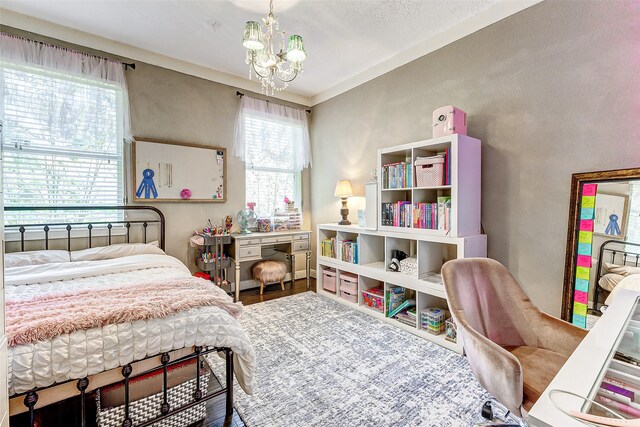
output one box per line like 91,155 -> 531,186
323,268 -> 336,293
340,289 -> 358,303
415,156 -> 444,187
340,272 -> 358,294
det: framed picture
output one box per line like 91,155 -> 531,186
593,192 -> 628,238
132,138 -> 226,202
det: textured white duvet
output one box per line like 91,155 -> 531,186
6,254 -> 255,395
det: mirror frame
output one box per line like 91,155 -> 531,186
562,167 -> 640,321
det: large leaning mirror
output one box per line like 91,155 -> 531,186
562,168 -> 640,325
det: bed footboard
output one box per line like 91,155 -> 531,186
14,346 -> 233,427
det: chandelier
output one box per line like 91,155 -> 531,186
242,0 -> 306,94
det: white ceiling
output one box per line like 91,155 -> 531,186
0,0 -> 539,105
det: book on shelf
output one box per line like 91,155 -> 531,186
394,307 -> 417,327
321,239 -> 335,258
382,161 -> 412,189
437,148 -> 451,186
388,299 -> 416,318
437,196 -> 451,231
385,287 -> 405,317
381,201 -> 411,227
338,239 -> 359,264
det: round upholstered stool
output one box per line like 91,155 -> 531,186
252,260 -> 287,295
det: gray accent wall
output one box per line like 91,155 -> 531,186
309,1 -> 640,316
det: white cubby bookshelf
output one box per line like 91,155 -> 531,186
377,134 -> 481,237
316,223 -> 487,354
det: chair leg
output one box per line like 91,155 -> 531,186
260,281 -> 264,295
280,279 -> 285,291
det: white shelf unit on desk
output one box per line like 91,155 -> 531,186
378,134 -> 480,237
317,223 -> 487,354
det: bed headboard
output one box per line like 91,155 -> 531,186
597,239 -> 640,280
4,206 -> 165,252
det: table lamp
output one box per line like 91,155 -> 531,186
334,180 -> 353,225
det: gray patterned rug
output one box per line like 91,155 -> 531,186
207,292 -> 489,427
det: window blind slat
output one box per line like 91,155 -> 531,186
2,64 -> 125,225
244,113 -> 301,217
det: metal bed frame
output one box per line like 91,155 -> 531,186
5,206 -> 234,427
594,239 -> 640,310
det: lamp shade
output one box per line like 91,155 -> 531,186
242,21 -> 264,50
334,180 -> 353,198
285,35 -> 306,62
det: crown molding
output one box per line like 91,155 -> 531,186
309,0 -> 543,106
1,1 -> 542,108
0,8 -> 314,107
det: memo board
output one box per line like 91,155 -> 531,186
132,139 -> 226,202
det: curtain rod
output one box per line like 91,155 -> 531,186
2,32 -> 136,70
236,91 -> 311,114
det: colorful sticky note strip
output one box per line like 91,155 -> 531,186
578,231 -> 593,244
583,183 -> 598,197
572,313 -> 587,328
576,266 -> 591,281
575,278 -> 590,293
582,196 -> 596,208
580,219 -> 594,232
581,208 -> 595,220
577,254 -> 592,268
574,290 -> 588,304
573,302 -> 588,316
578,243 -> 592,256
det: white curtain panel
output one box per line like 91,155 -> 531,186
234,95 -> 312,171
0,33 -> 133,143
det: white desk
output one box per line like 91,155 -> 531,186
529,289 -> 640,426
229,230 -> 312,301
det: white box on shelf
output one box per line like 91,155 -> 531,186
365,182 -> 377,230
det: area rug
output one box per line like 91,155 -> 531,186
206,292 -> 489,427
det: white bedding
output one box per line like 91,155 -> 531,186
6,254 -> 255,395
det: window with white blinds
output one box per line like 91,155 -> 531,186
1,64 -> 125,225
244,113 -> 301,217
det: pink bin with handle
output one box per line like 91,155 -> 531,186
323,268 -> 337,293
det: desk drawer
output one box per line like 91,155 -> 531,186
238,238 -> 261,246
293,240 -> 309,252
294,234 -> 309,240
239,245 -> 261,259
262,236 -> 292,244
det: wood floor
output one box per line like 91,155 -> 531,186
10,278 -> 316,427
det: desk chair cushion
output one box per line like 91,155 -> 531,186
503,346 -> 568,412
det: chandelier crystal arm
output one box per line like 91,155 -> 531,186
275,68 -> 299,83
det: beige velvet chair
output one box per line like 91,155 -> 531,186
441,258 -> 587,421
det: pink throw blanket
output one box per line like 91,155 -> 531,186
6,277 -> 243,347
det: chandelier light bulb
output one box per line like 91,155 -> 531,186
285,35 -> 306,63
242,21 -> 264,50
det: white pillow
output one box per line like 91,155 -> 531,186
604,262 -> 640,276
5,250 -> 70,268
70,242 -> 165,262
